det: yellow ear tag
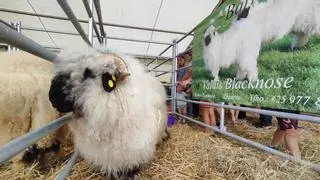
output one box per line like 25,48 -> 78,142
112,75 -> 116,81
108,80 -> 114,88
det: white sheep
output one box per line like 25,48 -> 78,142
0,51 -> 68,167
49,47 -> 168,179
203,0 -> 320,81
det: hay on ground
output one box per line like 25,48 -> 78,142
0,115 -> 319,180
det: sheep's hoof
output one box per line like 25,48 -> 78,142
45,140 -> 60,152
162,129 -> 171,142
124,167 -> 140,180
236,71 -> 247,80
22,145 -> 40,163
292,47 -> 303,51
108,167 -> 140,180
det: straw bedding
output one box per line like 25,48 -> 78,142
0,113 -> 319,180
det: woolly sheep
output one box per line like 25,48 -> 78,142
0,51 -> 68,166
49,47 -> 168,179
203,0 -> 320,81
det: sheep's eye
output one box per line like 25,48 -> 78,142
102,72 -> 116,93
83,68 -> 95,80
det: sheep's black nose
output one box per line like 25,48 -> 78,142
204,35 -> 211,46
49,73 -> 74,113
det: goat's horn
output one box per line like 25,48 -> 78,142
104,53 -> 130,81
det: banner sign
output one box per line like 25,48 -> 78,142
192,0 -> 320,114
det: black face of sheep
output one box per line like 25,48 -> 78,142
49,72 -> 74,113
204,25 -> 216,46
204,34 -> 211,46
49,53 -> 130,114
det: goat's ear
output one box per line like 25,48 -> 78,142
83,68 -> 95,80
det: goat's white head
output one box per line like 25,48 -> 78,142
49,50 -> 130,115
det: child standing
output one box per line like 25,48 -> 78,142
176,83 -> 187,117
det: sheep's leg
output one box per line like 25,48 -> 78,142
211,63 -> 220,81
22,145 -> 41,163
124,167 -> 140,180
108,167 -> 140,180
239,50 -> 259,81
291,32 -> 309,50
236,69 -> 247,80
162,128 -> 171,142
22,93 -> 61,163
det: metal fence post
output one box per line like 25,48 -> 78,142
8,21 -> 13,52
103,36 -> 107,49
171,39 -> 178,121
87,0 -> 93,44
220,102 -> 225,131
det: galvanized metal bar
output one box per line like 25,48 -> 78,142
175,98 -> 320,124
93,0 -> 106,38
104,36 -> 172,45
102,36 -> 107,48
15,21 -> 21,51
87,0 -> 93,44
146,69 -> 172,73
0,114 -> 73,165
171,40 -> 178,115
42,45 -> 171,60
0,19 -> 15,30
161,83 -> 172,87
176,65 -> 191,71
151,58 -> 171,70
126,53 -> 172,60
176,25 -> 197,44
148,17 -> 198,69
155,71 -> 171,77
0,8 -> 192,35
146,46 -> 172,66
57,0 -> 91,46
21,27 -> 172,45
175,112 -> 320,172
83,0 -> 102,43
10,22 -> 17,51
219,102 -> 225,131
55,150 -> 79,180
0,22 -> 57,62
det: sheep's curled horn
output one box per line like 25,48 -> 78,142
102,54 -> 130,93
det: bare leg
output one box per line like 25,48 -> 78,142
201,106 -> 212,133
208,107 -> 217,127
211,63 -> 220,81
284,129 -> 301,159
182,106 -> 187,116
271,128 -> 285,147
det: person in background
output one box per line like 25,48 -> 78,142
200,101 -> 218,132
237,105 -> 247,119
164,85 -> 175,127
261,109 -> 301,159
177,53 -> 194,117
259,107 -> 273,129
176,83 -> 187,117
